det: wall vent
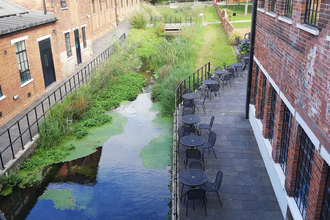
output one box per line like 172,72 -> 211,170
28,92 -> 31,97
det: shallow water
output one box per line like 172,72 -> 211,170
0,91 -> 171,220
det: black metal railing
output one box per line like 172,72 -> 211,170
172,62 -> 210,220
0,33 -> 126,170
150,15 -> 205,25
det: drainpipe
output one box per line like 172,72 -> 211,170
43,0 -> 47,15
245,0 -> 257,119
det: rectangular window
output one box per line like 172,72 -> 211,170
110,0 -> 113,8
0,85 -> 2,97
92,0 -> 96,13
60,0 -> 67,8
99,0 -> 102,11
270,0 -> 276,11
284,0 -> 293,17
260,74 -> 267,120
82,27 -> 87,49
106,0 -> 109,9
253,66 -> 259,105
121,0 -> 123,7
305,0 -> 320,26
294,130 -> 315,219
126,0 -> 128,6
259,0 -> 265,8
14,41 -> 31,83
320,166 -> 330,220
268,88 -> 277,143
279,105 -> 292,172
65,33 -> 72,58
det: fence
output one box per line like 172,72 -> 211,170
150,15 -> 205,25
171,62 -> 210,220
0,33 -> 127,170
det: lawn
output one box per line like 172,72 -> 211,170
232,21 -> 251,28
203,6 -> 220,22
195,24 -> 236,72
219,5 -> 252,21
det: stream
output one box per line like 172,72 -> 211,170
0,72 -> 172,219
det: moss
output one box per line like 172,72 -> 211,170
140,103 -> 172,169
72,165 -> 97,178
0,186 -> 13,196
39,189 -> 75,210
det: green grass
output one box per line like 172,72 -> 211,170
203,6 -> 220,22
232,21 -> 251,28
220,5 -> 252,21
195,24 -> 236,72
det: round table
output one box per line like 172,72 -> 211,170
182,93 -> 199,100
181,115 -> 201,125
213,70 -> 227,76
179,169 -> 208,187
202,80 -> 217,99
180,135 -> 205,148
230,63 -> 243,68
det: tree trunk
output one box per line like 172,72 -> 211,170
244,0 -> 248,15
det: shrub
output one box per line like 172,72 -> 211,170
0,172 -> 22,188
226,9 -> 233,21
129,7 -> 149,29
229,31 -> 242,45
153,22 -> 166,38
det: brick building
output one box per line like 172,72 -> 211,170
247,0 -> 330,219
0,0 -> 139,126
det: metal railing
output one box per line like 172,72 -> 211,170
150,15 -> 205,25
0,33 -> 127,170
171,62 -> 210,220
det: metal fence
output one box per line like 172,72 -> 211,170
150,15 -> 205,25
171,62 -> 210,220
0,33 -> 127,170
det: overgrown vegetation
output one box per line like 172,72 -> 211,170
220,5 -> 252,21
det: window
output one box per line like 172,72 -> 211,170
253,66 -> 259,105
60,0 -> 67,8
320,166 -> 330,220
284,0 -> 293,17
106,0 -> 109,9
14,41 -> 31,83
126,0 -> 128,6
304,0 -> 320,26
110,0 -> 113,8
279,105 -> 292,172
268,88 -> 277,143
92,0 -> 96,13
294,130 -> 315,219
0,85 -> 2,97
131,0 -> 133,5
259,0 -> 265,8
65,33 -> 72,58
99,0 -> 102,11
260,74 -> 267,120
120,0 -> 123,7
270,0 -> 276,12
82,27 -> 87,49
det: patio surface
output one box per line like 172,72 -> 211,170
177,73 -> 283,219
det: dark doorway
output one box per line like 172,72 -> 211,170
74,29 -> 82,64
39,38 -> 56,88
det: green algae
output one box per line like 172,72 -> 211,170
39,189 -> 75,210
140,103 -> 172,169
0,186 -> 12,196
62,112 -> 127,162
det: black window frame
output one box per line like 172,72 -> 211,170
260,74 -> 267,120
253,65 -> 259,105
270,0 -> 276,12
99,0 -> 103,11
279,105 -> 292,172
14,41 -> 31,84
92,0 -> 96,13
110,0 -> 113,8
259,0 -> 265,8
320,166 -> 330,220
284,0 -> 293,17
294,130 -> 315,219
121,0 -> 123,7
65,32 -> 72,58
60,0 -> 67,8
304,0 -> 320,26
0,85 -> 2,97
105,0 -> 109,9
268,88 -> 277,143
82,27 -> 87,49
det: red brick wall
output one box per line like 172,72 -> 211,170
213,3 -> 235,36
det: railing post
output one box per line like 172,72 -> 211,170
0,154 -> 4,170
35,107 -> 40,133
26,114 -> 33,142
7,130 -> 15,159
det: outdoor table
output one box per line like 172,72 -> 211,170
230,63 -> 243,78
244,56 -> 249,60
179,169 -> 208,200
180,135 -> 205,148
213,70 -> 227,77
202,80 -> 217,99
182,93 -> 200,100
181,115 -> 201,125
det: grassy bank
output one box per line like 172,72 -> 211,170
220,5 -> 252,20
232,21 -> 251,28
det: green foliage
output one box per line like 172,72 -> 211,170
229,31 -> 242,45
220,5 -> 252,21
73,124 -> 90,139
227,9 -> 233,21
239,42 -> 250,53
129,7 -> 149,29
232,21 -> 252,29
0,172 -> 22,188
153,22 -> 166,38
203,6 -> 220,22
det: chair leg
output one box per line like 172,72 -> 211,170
204,197 -> 208,216
217,91 -> 220,99
212,148 -> 217,159
216,192 -> 222,207
186,200 -> 188,217
203,105 -> 205,114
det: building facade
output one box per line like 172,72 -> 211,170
248,0 -> 330,219
0,0 -> 139,126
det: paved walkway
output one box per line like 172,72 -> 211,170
0,20 -> 132,170
177,74 -> 283,219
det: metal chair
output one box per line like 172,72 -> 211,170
210,83 -> 220,100
200,170 -> 223,207
198,116 -> 215,135
223,62 -> 226,69
194,82 -> 208,99
219,73 -> 232,89
214,66 -> 223,71
186,189 -> 207,217
189,161 -> 205,171
184,149 -> 203,169
182,109 -> 194,116
183,99 -> 194,112
199,131 -> 217,159
237,61 -> 247,77
226,66 -> 235,83
194,95 -> 206,114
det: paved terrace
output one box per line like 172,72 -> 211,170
177,75 -> 283,219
